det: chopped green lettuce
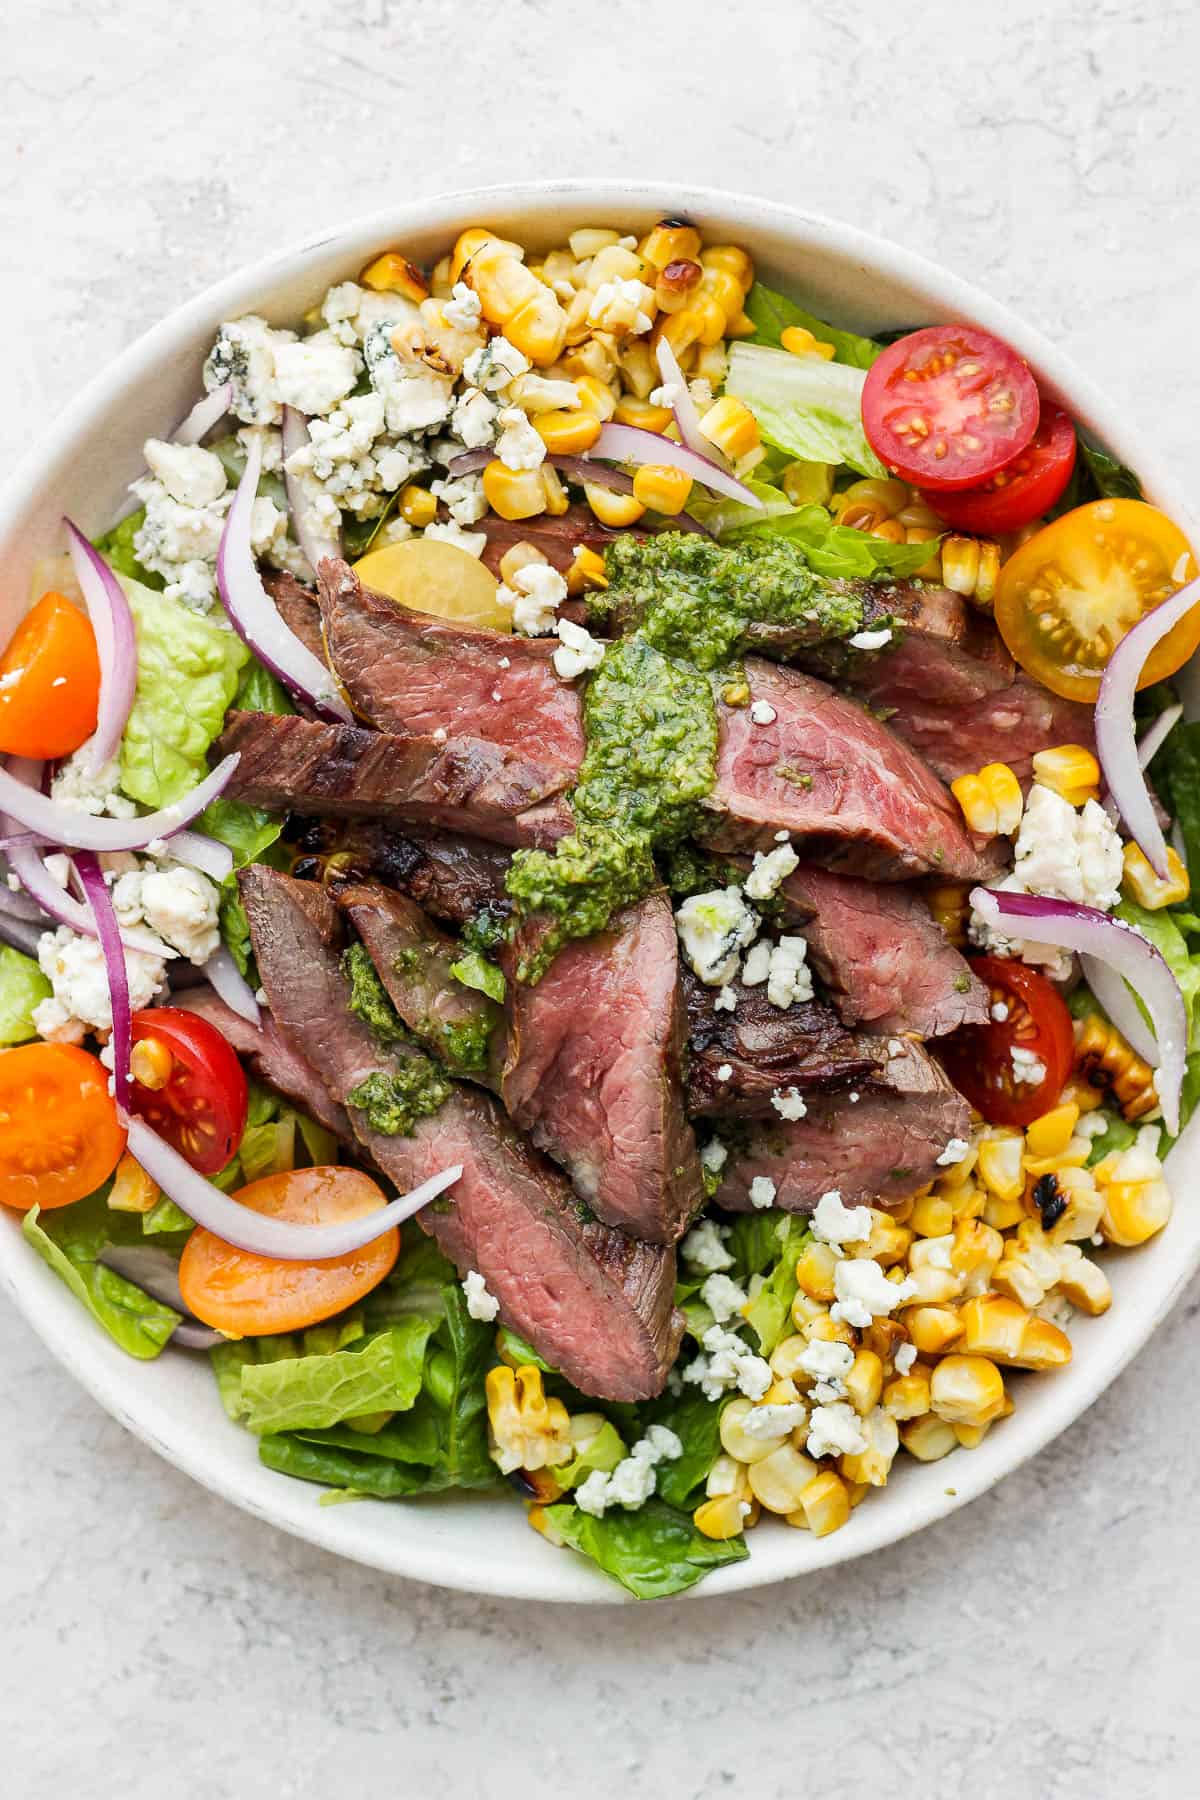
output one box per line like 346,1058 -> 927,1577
494,1324 -> 555,1372
551,1419 -> 626,1489
742,1217 -> 811,1356
640,1390 -> 725,1511
93,510 -> 162,590
234,1320 -> 435,1435
743,281 -> 883,370
22,1193 -> 180,1359
259,1433 -> 433,1497
449,950 -> 506,1005
545,1497 -> 747,1599
726,341 -> 885,477
0,945 -> 51,1044
1115,899 -> 1200,1038
1149,720 -> 1200,875
1079,441 -> 1143,502
699,486 -> 937,579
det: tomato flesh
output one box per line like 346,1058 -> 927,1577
0,1043 -> 126,1210
178,1166 -> 399,1335
920,402 -> 1077,535
993,498 -> 1200,702
128,1007 -> 248,1176
861,325 -> 1040,491
938,956 -> 1075,1128
0,591 -> 101,759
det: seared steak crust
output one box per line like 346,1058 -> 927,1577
683,971 -> 886,1117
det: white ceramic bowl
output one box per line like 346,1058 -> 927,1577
3,181 -> 1197,1604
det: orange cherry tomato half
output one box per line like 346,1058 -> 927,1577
0,1043 -> 126,1211
0,591 -> 101,759
178,1166 -> 400,1335
861,325 -> 1040,491
938,956 -> 1075,1129
920,401 -> 1077,535
128,1007 -> 248,1177
993,498 -> 1200,702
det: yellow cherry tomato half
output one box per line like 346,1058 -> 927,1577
994,498 -> 1200,701
352,537 -> 511,633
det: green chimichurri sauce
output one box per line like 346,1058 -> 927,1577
342,943 -> 452,1133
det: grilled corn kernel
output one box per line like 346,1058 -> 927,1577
1037,1165 -> 1104,1244
557,336 -> 618,384
951,762 -> 1023,836
951,1217 -> 1005,1297
901,1304 -> 964,1356
588,244 -> 651,287
497,542 -> 549,586
398,483 -> 437,527
769,1334 -> 812,1382
905,1239 -> 962,1307
613,339 -> 656,401
108,1150 -> 160,1214
485,1365 -> 572,1473
700,244 -> 754,292
450,226 -> 510,282
583,482 -> 645,528
430,255 -> 453,298
1098,1172 -> 1173,1246
803,1312 -> 858,1348
613,395 -> 672,433
834,477 -> 910,528
862,1317 -> 908,1365
463,236 -> 568,366
1053,1245 -> 1112,1315
844,1350 -> 884,1416
571,374 -> 615,421
942,534 -> 1002,606
694,1495 -> 751,1540
958,1294 -> 1072,1370
911,1192 -> 955,1238
883,1369 -> 932,1421
720,1396 -> 789,1464
953,1422 -> 993,1449
640,220 -> 703,270
794,1241 -> 839,1305
780,324 -> 836,360
977,1126 -> 1027,1203
923,879 -> 971,949
1074,1012 -> 1159,1121
840,1407 -> 900,1488
654,258 -> 704,314
779,460 -> 835,507
1123,842 -> 1191,909
982,1191 -> 1027,1232
705,1452 -> 754,1502
565,545 -> 608,597
900,1413 -> 959,1462
946,1180 -> 987,1223
747,1441 -> 820,1515
698,394 -> 761,462
533,409 -> 602,455
537,465 -> 568,517
482,460 -> 548,521
568,227 -> 622,260
632,463 -> 694,515
695,266 -> 743,329
852,1211 -> 913,1268
1030,744 -> 1102,806
360,251 -> 429,302
929,1355 -> 1006,1429
130,1036 -> 173,1091
1025,1102 -> 1081,1161
791,1470 -> 851,1537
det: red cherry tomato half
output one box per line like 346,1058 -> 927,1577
920,402 -> 1077,535
938,956 -> 1075,1129
128,1007 -> 249,1176
861,325 -> 1040,491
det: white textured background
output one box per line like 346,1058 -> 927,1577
3,2 -> 1199,1794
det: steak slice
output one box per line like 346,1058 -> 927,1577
775,864 -> 989,1039
379,827 -> 513,925
500,894 -> 703,1244
171,987 -> 352,1141
795,582 -> 1014,709
874,672 -> 1097,784
336,882 -> 505,1088
263,571 -> 324,665
316,558 -> 586,789
682,970 -> 886,1117
716,1040 -> 970,1213
216,710 -> 573,848
700,659 -> 1002,880
241,867 -> 682,1399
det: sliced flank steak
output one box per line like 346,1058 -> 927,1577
871,672 -> 1097,785
699,659 -> 1002,881
171,987 -> 352,1141
240,867 -> 682,1400
216,710 -> 572,848
795,581 -> 1014,710
263,571 -> 325,666
375,827 -> 514,926
500,893 -> 703,1244
775,864 -> 989,1039
715,1040 -> 970,1214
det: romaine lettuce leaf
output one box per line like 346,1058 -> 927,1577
1079,441 -> 1143,501
639,1390 -> 724,1510
421,1283 -> 497,1487
0,945 -> 51,1044
94,510 -> 163,590
1149,721 -> 1200,875
22,1193 -> 180,1359
259,1432 -> 433,1498
742,1217 -> 811,1356
493,1324 -> 555,1372
726,342 -> 885,477
551,1419 -> 626,1490
545,1497 -> 747,1599
730,496 -> 937,580
743,281 -> 882,370
1115,898 -> 1200,1038
234,1319 -> 435,1434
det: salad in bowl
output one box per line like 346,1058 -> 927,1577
2,206 -> 1197,1601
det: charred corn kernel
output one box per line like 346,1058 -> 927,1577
747,1441 -> 820,1514
883,1369 -> 932,1421
900,1413 -> 959,1462
1026,1102 -> 1081,1160
951,1217 -> 1005,1297
497,542 -> 549,586
902,1304 -> 964,1356
769,1334 -> 813,1382
833,476 -> 909,528
983,1191 -> 1026,1231
780,324 -> 836,360
791,1470 -> 851,1537
923,879 -> 971,948
588,244 -> 651,287
1074,1012 -> 1159,1121
854,1211 -> 913,1268
583,482 -> 645,528
462,236 -> 567,366
720,1396 -> 789,1464
565,545 -> 609,597
482,460 -> 548,521
958,1293 -> 1072,1370
450,226 -> 513,283
107,1150 -> 160,1214
360,251 -> 429,302
994,1229 -> 1067,1312
862,1317 -> 907,1365
568,227 -> 622,260
929,1355 -> 1006,1429
694,1494 -> 751,1540
631,463 -> 693,516
781,461 -> 836,507
911,1191 -> 956,1237
557,336 -> 618,384
700,244 -> 754,292
840,1407 -> 900,1488
698,265 -> 746,329
485,1365 -> 572,1473
1053,1245 -> 1112,1315
1063,1077 -> 1104,1115
905,1239 -> 962,1306
640,220 -> 703,270
654,258 -> 703,314
572,374 -> 616,421
794,1241 -> 839,1304
1097,1172 -> 1173,1246
430,255 -> 452,298
978,1126 -> 1026,1202
616,339 -> 659,400
942,534 -> 1002,606
1038,1165 -> 1105,1244
539,465 -> 569,518
803,1312 -> 858,1348
614,395 -> 673,433
1123,842 -> 1191,909
533,409 -> 602,454
698,394 -> 761,462
1031,744 -> 1102,806
130,1036 -> 173,1091
398,483 -> 437,527
951,762 -> 1023,836
845,1350 -> 884,1416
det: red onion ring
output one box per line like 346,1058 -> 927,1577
590,422 -> 763,508
444,447 -> 634,494
202,943 -> 260,1026
280,404 -> 343,575
0,754 -> 238,861
1096,576 -> 1200,876
971,885 -> 1187,1134
217,434 -> 352,723
1102,701 -> 1183,824
64,520 -> 138,774
4,833 -> 175,958
174,381 -> 233,447
160,828 -> 234,884
1078,952 -> 1159,1066
74,849 -> 133,1109
125,1116 -> 461,1259
653,337 -> 732,472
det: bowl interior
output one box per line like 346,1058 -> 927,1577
2,182 -> 1198,1602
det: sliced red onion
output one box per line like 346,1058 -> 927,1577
64,520 -> 138,773
125,1116 -> 461,1259
96,1243 -> 223,1348
0,869 -> 49,922
1078,952 -> 1159,1065
590,422 -> 763,508
971,886 -> 1187,1134
0,753 -> 237,858
162,828 -> 234,884
281,404 -> 342,574
202,944 -> 260,1025
653,337 -> 732,472
444,447 -> 636,495
174,381 -> 233,447
1096,578 -> 1200,876
1102,701 -> 1183,824
4,837 -> 175,958
0,911 -> 49,958
217,434 -> 352,723
75,849 -> 132,1108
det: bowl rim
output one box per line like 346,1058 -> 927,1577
3,177 -> 1197,1604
